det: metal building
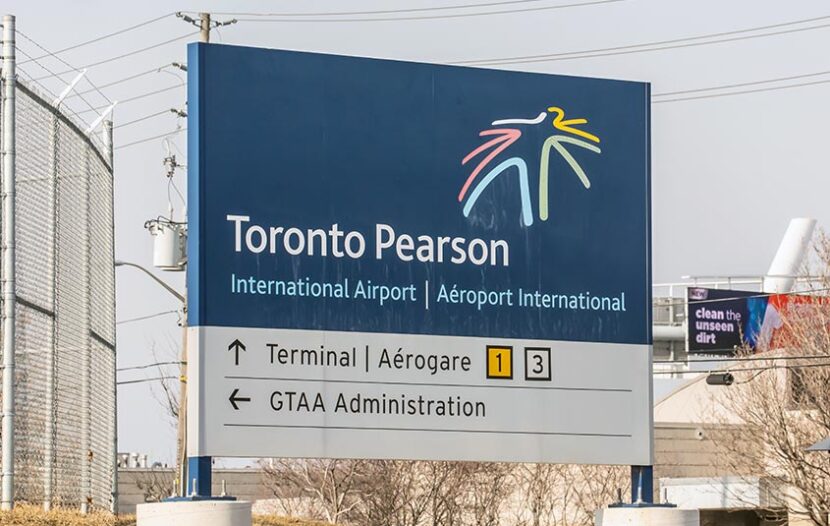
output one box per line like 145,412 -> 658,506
0,21 -> 117,512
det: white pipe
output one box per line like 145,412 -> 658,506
1,14 -> 16,511
51,69 -> 86,108
763,218 -> 816,293
85,102 -> 117,134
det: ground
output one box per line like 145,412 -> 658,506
0,505 -> 332,526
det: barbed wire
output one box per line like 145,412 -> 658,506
12,44 -> 99,120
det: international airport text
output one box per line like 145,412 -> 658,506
230,274 -> 627,312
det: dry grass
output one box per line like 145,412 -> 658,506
0,505 -> 135,525
253,517 -> 333,526
0,505 -> 332,526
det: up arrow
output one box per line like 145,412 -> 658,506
228,339 -> 246,366
229,388 -> 251,411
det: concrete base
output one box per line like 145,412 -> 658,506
596,507 -> 699,526
137,500 -> 252,526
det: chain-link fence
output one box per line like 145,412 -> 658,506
0,77 -> 116,511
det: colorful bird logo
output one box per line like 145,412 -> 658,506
459,106 -> 601,226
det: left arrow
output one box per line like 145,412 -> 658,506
229,388 -> 251,410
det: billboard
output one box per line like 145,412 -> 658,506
687,287 -> 824,353
686,288 -> 759,353
187,43 -> 652,465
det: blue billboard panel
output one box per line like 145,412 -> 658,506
187,43 -> 651,345
187,43 -> 653,465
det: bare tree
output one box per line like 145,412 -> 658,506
132,467 -> 176,503
259,458 -> 635,526
349,461 -> 433,526
146,338 -> 181,423
511,464 -> 563,526
707,233 -> 830,525
459,463 -> 515,526
562,465 -> 628,526
261,458 -> 365,524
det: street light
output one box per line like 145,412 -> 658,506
114,260 -> 188,497
114,260 -> 184,302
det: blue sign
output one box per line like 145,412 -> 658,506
187,43 -> 651,345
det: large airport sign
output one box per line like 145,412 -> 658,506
187,43 -> 653,465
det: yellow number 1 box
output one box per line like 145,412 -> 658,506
486,346 -> 513,379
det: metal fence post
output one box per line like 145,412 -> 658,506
80,143 -> 91,513
103,119 -> 117,514
1,13 -> 17,512
43,110 -> 59,512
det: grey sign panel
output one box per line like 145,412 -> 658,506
189,327 -> 652,465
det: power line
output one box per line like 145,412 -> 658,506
656,354 -> 830,365
115,128 -> 186,151
654,77 -> 830,103
104,74 -> 830,149
76,83 -> 184,115
117,376 -> 177,386
16,28 -> 112,104
452,14 -> 830,65
118,363 -> 181,374
209,0 -> 625,20
653,69 -> 830,97
112,83 -> 184,106
32,31 -> 199,82
234,0 -> 625,23
68,64 -> 172,99
115,109 -> 176,129
91,59 -> 830,118
116,309 -> 178,325
655,287 -> 830,308
652,361 -> 830,375
18,12 -> 176,65
12,44 -> 100,119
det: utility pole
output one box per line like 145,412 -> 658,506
1,13 -> 17,512
173,13 -> 241,497
200,13 -> 211,43
177,301 -> 187,497
176,12 -> 237,45
159,145 -> 190,498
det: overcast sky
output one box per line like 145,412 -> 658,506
4,0 -> 830,464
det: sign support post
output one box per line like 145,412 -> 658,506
631,465 -> 654,504
186,456 -> 212,498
